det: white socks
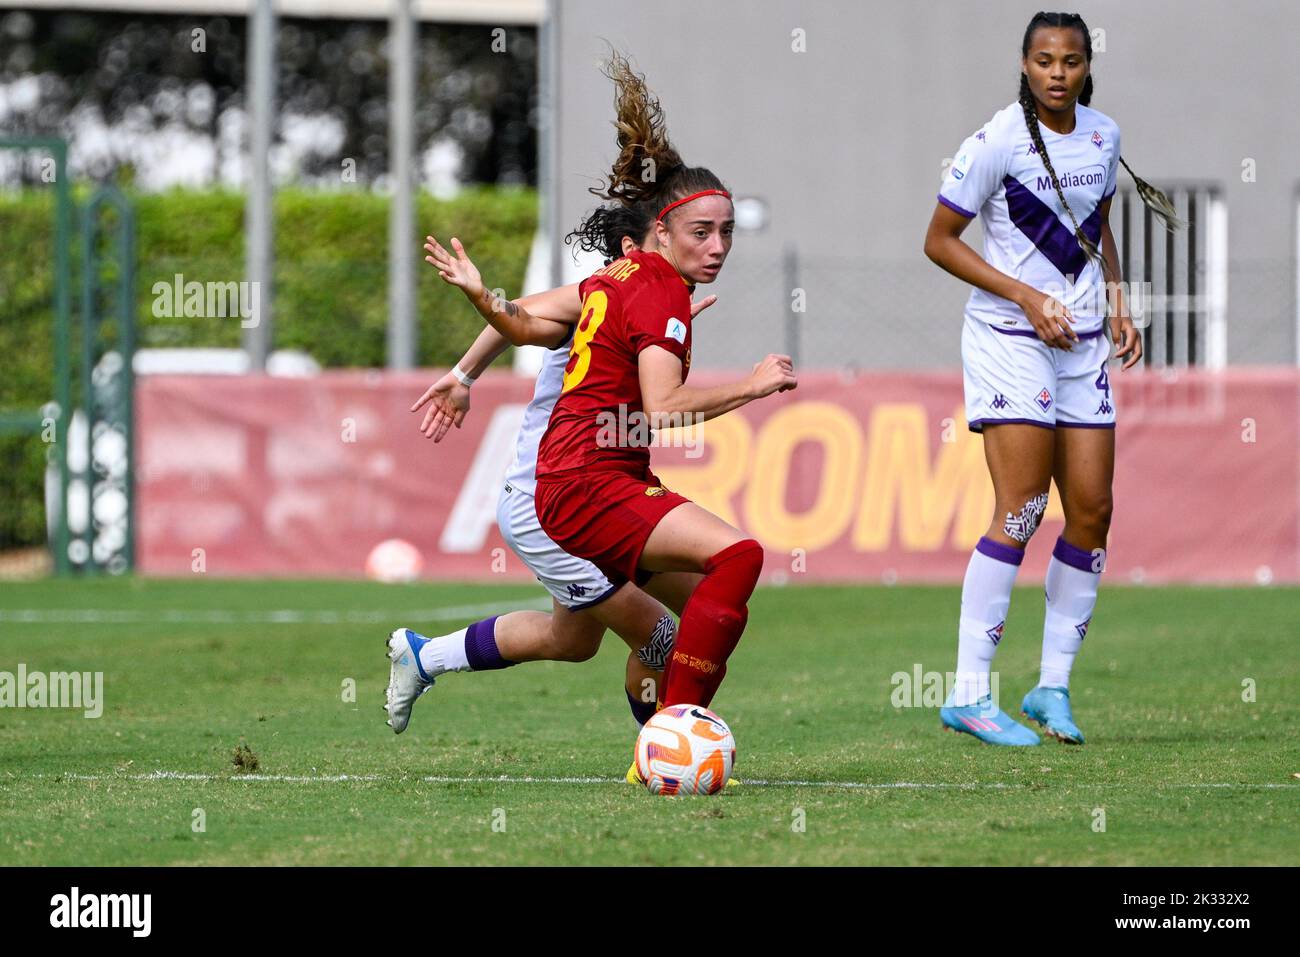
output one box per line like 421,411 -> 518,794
417,627 -> 472,677
951,537 -> 1023,707
1040,537 -> 1102,689
950,535 -> 1103,706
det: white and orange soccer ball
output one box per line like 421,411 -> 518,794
364,538 -> 424,583
634,704 -> 735,795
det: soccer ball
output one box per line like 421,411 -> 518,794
635,704 -> 735,795
365,538 -> 423,583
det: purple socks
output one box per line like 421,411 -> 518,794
463,616 -> 515,671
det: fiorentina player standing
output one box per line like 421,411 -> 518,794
923,11 -> 1179,745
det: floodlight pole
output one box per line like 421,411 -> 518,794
542,0 -> 559,291
244,0 -> 275,371
387,0 -> 417,369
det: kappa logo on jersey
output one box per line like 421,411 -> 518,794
1036,388 -> 1053,411
567,583 -> 588,600
991,393 -> 1009,410
986,620 -> 1006,646
665,317 -> 687,344
644,486 -> 666,497
1091,130 -> 1104,149
975,129 -> 987,142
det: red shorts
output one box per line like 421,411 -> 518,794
534,466 -> 691,588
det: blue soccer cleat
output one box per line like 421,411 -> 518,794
1021,686 -> 1085,744
384,628 -> 434,734
940,695 -> 1040,746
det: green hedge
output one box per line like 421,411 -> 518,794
0,185 -> 537,549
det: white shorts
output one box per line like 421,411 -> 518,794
496,482 -> 617,610
962,316 -> 1116,432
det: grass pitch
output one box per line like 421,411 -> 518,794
0,578 -> 1296,865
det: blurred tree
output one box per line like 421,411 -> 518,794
0,8 -> 537,189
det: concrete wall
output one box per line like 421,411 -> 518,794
551,0 -> 1300,368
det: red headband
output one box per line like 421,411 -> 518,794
657,189 -> 732,223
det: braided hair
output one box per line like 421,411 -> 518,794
1019,11 -> 1182,273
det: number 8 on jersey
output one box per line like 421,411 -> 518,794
562,291 -> 608,394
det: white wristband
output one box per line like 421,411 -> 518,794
451,364 -> 476,386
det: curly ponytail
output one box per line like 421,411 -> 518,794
573,49 -> 730,249
588,48 -> 684,206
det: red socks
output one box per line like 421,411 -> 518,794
662,539 -> 763,707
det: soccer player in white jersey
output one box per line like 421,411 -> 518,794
923,11 -> 1180,745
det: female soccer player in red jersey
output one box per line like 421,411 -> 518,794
526,142 -> 795,710
387,55 -> 755,761
923,12 -> 1178,746
427,58 -> 794,713
390,200 -> 711,741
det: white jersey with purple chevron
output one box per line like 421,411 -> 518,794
502,336 -> 571,496
938,101 -> 1121,336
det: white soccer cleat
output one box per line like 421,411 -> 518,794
384,628 -> 434,734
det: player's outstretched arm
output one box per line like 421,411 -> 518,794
410,324 -> 514,442
424,235 -> 572,348
638,347 -> 795,427
502,285 -> 716,326
514,283 -> 583,326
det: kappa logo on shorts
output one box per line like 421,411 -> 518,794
991,393 -> 1009,410
1035,388 -> 1053,411
1095,367 -> 1112,415
567,583 -> 588,600
644,486 -> 666,497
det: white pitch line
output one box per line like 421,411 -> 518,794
0,599 -> 550,627
37,772 -> 1299,791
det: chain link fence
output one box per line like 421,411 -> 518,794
694,184 -> 1297,372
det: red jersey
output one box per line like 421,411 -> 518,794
536,249 -> 694,478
